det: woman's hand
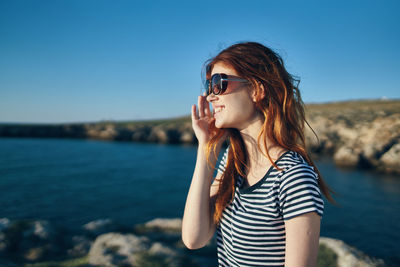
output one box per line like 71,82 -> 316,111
191,94 -> 215,145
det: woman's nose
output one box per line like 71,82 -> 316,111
206,93 -> 217,102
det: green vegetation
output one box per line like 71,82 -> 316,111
93,115 -> 191,128
305,99 -> 400,118
99,99 -> 400,126
306,99 -> 399,111
135,252 -> 170,267
1,99 -> 397,128
317,244 -> 338,267
24,256 -> 88,267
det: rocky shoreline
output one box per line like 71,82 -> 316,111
0,217 -> 386,267
1,99 -> 399,173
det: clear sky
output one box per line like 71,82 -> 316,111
1,0 -> 399,123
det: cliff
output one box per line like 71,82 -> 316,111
304,100 -> 399,173
1,99 -> 399,173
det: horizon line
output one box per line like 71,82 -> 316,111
0,97 -> 398,125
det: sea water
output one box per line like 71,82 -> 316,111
0,137 -> 399,265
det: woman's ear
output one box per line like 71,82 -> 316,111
252,83 -> 266,102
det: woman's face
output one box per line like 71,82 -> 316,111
207,62 -> 260,130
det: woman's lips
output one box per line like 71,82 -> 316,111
213,105 -> 225,115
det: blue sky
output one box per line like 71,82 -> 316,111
1,0 -> 399,123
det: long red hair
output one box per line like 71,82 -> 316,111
204,42 -> 336,225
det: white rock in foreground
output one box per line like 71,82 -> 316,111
144,218 -> 182,232
88,232 -> 150,267
319,237 -> 385,267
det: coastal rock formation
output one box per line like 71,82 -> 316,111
0,217 -> 386,266
83,218 -> 122,237
0,218 -> 63,262
88,233 -> 151,267
305,101 -> 400,173
379,143 -> 400,172
88,232 -> 185,267
88,217 -> 193,267
67,235 -> 92,258
319,237 -> 385,267
0,100 -> 399,173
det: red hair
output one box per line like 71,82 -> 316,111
204,42 -> 336,225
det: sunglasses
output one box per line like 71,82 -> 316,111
204,73 -> 249,96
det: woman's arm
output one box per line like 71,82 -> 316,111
181,147 -> 221,249
182,95 -> 224,249
284,211 -> 321,267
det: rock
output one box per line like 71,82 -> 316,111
85,124 -> 118,140
144,126 -> 183,144
24,246 -> 47,261
83,218 -> 120,237
304,101 -> 400,172
333,146 -> 360,167
0,218 -> 11,231
306,115 -> 340,154
131,127 -> 151,142
0,219 -> 62,262
332,123 -> 359,141
29,220 -> 55,239
148,241 -> 183,267
148,242 -> 185,267
148,127 -> 169,143
0,218 -> 11,253
143,218 -> 182,233
319,237 -> 385,267
165,128 -> 182,143
114,128 -> 134,141
0,219 -> 9,253
357,115 -> 400,165
18,220 -> 59,261
149,241 -> 178,257
67,235 -> 92,257
379,143 -> 400,172
1,100 -> 399,173
88,232 -> 150,267
134,218 -> 182,244
0,232 -> 6,253
84,218 -> 113,231
180,130 -> 195,143
0,216 -> 388,267
135,218 -> 182,238
97,125 -> 118,139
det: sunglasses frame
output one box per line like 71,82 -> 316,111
205,73 -> 248,96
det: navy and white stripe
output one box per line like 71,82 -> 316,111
216,147 -> 324,267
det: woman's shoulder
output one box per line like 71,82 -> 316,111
276,150 -> 318,180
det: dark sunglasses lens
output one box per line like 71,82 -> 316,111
211,74 -> 222,95
204,80 -> 210,95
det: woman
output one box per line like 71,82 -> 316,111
182,42 -> 335,267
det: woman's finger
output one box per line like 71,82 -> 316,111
198,96 -> 205,118
204,96 -> 211,117
191,104 -> 198,121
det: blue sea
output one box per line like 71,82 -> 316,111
0,137 -> 399,266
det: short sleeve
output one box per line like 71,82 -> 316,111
278,163 -> 324,221
217,146 -> 229,174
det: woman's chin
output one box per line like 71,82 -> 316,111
214,119 -> 230,129
214,120 -> 224,129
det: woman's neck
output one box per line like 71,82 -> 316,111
239,115 -> 285,168
239,116 -> 267,163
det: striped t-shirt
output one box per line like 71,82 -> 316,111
215,148 -> 324,267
